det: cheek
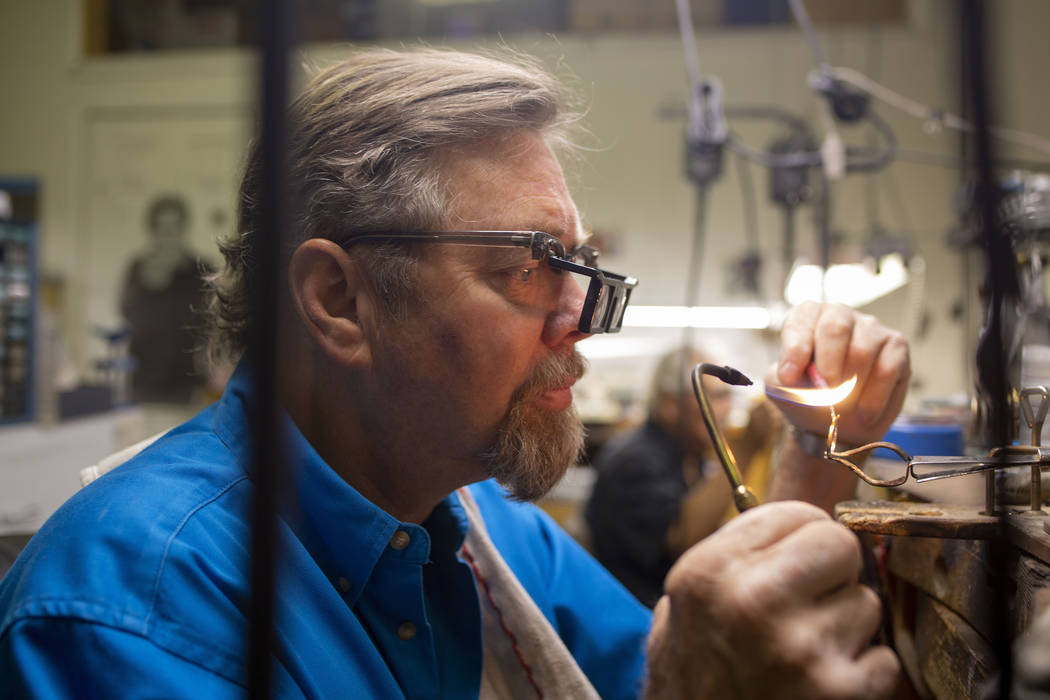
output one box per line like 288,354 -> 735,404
439,315 -> 538,408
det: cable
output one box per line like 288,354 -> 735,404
787,0 -> 833,82
844,110 -> 897,173
684,187 -> 710,312
880,167 -> 916,236
735,151 -> 760,253
831,65 -> 1050,158
728,135 -> 822,169
733,150 -> 763,299
726,110 -> 895,174
675,0 -> 702,96
863,30 -> 883,236
725,106 -> 812,137
894,147 -> 1050,171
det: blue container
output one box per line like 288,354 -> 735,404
872,420 -> 965,460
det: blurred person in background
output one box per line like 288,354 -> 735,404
586,346 -> 781,607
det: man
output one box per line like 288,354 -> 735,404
0,48 -> 909,698
586,347 -> 782,608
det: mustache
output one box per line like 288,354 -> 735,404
515,350 -> 588,400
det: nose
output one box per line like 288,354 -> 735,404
541,271 -> 592,349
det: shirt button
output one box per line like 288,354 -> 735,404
389,530 -> 411,550
397,621 -> 417,640
337,576 -> 350,593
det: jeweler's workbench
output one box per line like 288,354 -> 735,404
835,500 -> 1050,698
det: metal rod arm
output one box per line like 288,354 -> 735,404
691,363 -> 758,512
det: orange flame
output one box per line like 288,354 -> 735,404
765,375 -> 858,407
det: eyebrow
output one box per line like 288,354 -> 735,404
574,229 -> 594,252
479,245 -> 534,267
517,222 -> 589,252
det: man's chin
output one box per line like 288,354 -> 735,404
493,461 -> 572,503
480,404 -> 584,503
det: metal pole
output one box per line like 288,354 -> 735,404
247,0 -> 291,696
961,1 -> 1013,695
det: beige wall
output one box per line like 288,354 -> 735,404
1,0 -> 1047,410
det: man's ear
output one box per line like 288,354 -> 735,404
287,238 -> 374,369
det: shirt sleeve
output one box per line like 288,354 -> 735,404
1,617 -> 245,699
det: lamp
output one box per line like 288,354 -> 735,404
784,253 -> 909,307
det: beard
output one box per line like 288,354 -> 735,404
479,350 -> 588,502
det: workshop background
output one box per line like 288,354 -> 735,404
2,0 -> 1049,546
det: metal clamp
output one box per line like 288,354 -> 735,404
1021,386 -> 1049,512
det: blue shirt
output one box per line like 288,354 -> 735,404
0,366 -> 651,698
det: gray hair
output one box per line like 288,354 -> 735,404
646,345 -> 711,417
204,47 -> 580,365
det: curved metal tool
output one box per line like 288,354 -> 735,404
691,363 -> 759,512
1021,386 -> 1049,512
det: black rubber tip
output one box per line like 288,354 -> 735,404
699,363 -> 753,387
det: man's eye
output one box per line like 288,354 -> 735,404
513,268 -> 535,283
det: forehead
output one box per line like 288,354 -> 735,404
439,130 -> 581,247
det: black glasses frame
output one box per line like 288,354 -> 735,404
340,230 -> 637,334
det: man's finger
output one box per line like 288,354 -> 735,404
853,331 -> 910,428
852,645 -> 901,700
812,303 -> 856,386
838,312 -> 883,390
778,301 -> 822,384
670,501 -> 832,593
698,500 -> 830,555
734,519 -> 864,605
813,584 -> 885,657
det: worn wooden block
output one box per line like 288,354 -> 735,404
1013,553 -> 1050,635
887,536 -> 995,641
914,593 -> 997,699
1008,514 -> 1050,564
836,500 -> 1001,539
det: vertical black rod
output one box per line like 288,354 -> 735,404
684,185 -> 709,312
781,205 -> 795,293
246,0 -> 291,696
816,172 -> 832,301
966,0 -> 1017,451
960,0 -> 1013,696
678,185 -> 709,442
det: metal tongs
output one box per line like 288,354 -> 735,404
694,362 -> 1050,513
824,386 -> 1050,512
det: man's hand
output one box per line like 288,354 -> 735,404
774,301 -> 910,446
645,501 -> 899,699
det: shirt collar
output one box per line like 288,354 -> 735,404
212,363 -> 471,603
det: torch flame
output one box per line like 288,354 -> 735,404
764,375 -> 858,407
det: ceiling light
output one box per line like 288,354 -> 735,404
622,305 -> 773,329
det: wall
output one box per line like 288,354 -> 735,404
1,0 -> 1047,413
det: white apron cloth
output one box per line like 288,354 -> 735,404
457,488 -> 600,700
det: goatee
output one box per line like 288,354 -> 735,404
479,350 -> 588,501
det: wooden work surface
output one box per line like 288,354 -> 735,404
836,500 -> 1002,539
837,499 -> 1050,699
